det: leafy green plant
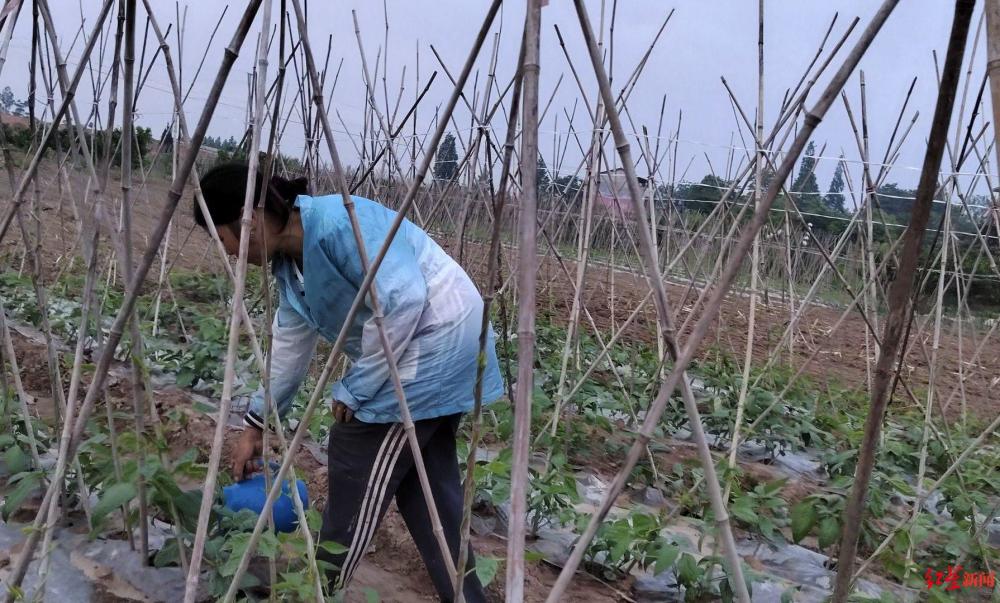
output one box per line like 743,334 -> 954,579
173,314 -> 229,391
1,469 -> 44,520
673,552 -> 754,603
473,446 -> 513,505
697,354 -> 835,457
659,460 -> 709,518
584,511 -> 675,579
0,386 -> 50,520
170,271 -> 230,305
728,478 -> 788,542
473,555 -> 502,589
790,492 -> 842,550
527,455 -> 579,536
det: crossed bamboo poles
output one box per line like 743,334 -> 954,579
3,3 -> 986,603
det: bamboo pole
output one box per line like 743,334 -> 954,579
830,1 -> 974,599
117,0 -> 152,564
727,0 -> 766,489
254,5 -> 323,596
256,202 -> 327,597
505,1 -> 542,600
454,28 -> 527,603
859,74 -> 883,389
0,0 -> 23,89
905,166 -> 953,576
988,0 -> 1000,176
550,34 -> 602,438
452,35 -> 499,262
35,228 -> 103,588
182,0 -> 273,598
99,0 -> 126,192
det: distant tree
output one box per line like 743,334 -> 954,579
0,86 -> 14,113
160,127 -> 174,153
759,164 -> 776,190
433,132 -> 458,181
746,163 -> 776,194
205,134 -> 242,155
791,141 -> 821,205
553,174 -> 583,201
214,136 -> 246,163
1,123 -> 32,150
537,155 -> 551,194
875,182 -> 917,220
12,100 -> 28,117
677,174 -> 731,213
824,155 -> 846,213
690,175 -> 727,201
873,182 -> 939,241
135,126 -> 153,163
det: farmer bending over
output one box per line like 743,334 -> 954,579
193,162 -> 504,602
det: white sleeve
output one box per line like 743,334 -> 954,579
244,299 -> 319,430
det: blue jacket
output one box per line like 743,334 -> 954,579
244,194 -> 505,427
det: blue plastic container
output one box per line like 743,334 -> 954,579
222,473 -> 310,533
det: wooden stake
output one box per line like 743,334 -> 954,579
454,26 -> 526,603
986,0 -> 1000,174
831,2 -> 974,598
506,1 -> 543,600
183,0 -> 273,598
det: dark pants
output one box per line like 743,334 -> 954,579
317,412 -> 486,603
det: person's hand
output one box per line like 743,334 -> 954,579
232,426 -> 264,481
332,400 -> 354,423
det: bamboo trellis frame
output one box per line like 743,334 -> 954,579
0,2 -> 997,603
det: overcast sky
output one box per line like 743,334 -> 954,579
1,1 -> 991,202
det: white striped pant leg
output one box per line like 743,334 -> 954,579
318,420 -> 407,589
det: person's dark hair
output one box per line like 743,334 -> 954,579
194,161 -> 309,230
